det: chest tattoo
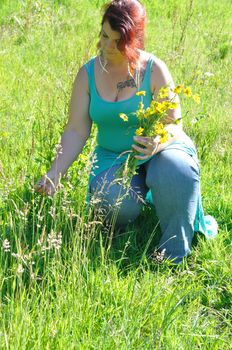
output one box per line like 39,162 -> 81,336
116,68 -> 146,91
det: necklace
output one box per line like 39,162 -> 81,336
99,54 -> 141,102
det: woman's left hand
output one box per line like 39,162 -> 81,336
132,135 -> 160,160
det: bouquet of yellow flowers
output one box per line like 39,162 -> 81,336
116,84 -> 200,187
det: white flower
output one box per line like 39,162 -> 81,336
12,253 -> 21,259
191,118 -> 198,125
204,72 -> 214,77
47,231 -> 62,250
17,264 -> 24,274
3,239 -> 10,252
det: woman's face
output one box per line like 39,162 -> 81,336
100,21 -> 123,59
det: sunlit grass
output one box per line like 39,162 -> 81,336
0,0 -> 231,348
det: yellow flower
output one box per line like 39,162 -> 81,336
154,122 -> 165,135
154,102 -> 167,114
173,84 -> 184,94
158,87 -> 169,98
161,101 -> 176,111
135,127 -> 144,136
79,154 -> 88,162
136,90 -> 146,96
160,132 -> 169,143
192,94 -> 200,104
183,87 -> 192,97
163,101 -> 171,107
119,113 -> 128,122
169,102 -> 179,109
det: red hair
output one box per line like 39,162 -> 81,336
100,0 -> 146,68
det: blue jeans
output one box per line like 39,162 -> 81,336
89,148 -> 200,263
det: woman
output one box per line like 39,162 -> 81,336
35,0 -> 217,263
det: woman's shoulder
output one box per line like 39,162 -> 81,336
139,51 -> 168,76
75,56 -> 97,77
139,51 -> 174,92
141,50 -> 167,71
146,53 -> 174,91
73,62 -> 92,94
141,51 -> 166,68
73,56 -> 100,94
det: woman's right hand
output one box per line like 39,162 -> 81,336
34,175 -> 58,196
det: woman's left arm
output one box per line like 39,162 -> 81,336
133,58 -> 183,160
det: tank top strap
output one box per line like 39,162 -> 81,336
140,53 -> 156,95
147,53 -> 156,74
84,57 -> 96,95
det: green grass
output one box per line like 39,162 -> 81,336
0,0 -> 232,349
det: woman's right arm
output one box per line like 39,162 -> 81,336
35,65 -> 92,195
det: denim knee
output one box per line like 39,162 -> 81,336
145,149 -> 200,193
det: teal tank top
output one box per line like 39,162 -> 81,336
85,54 -> 156,182
85,54 -> 154,153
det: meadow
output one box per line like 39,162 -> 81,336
0,0 -> 232,348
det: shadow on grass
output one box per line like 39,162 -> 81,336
92,204 -> 165,272
93,204 -> 209,275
